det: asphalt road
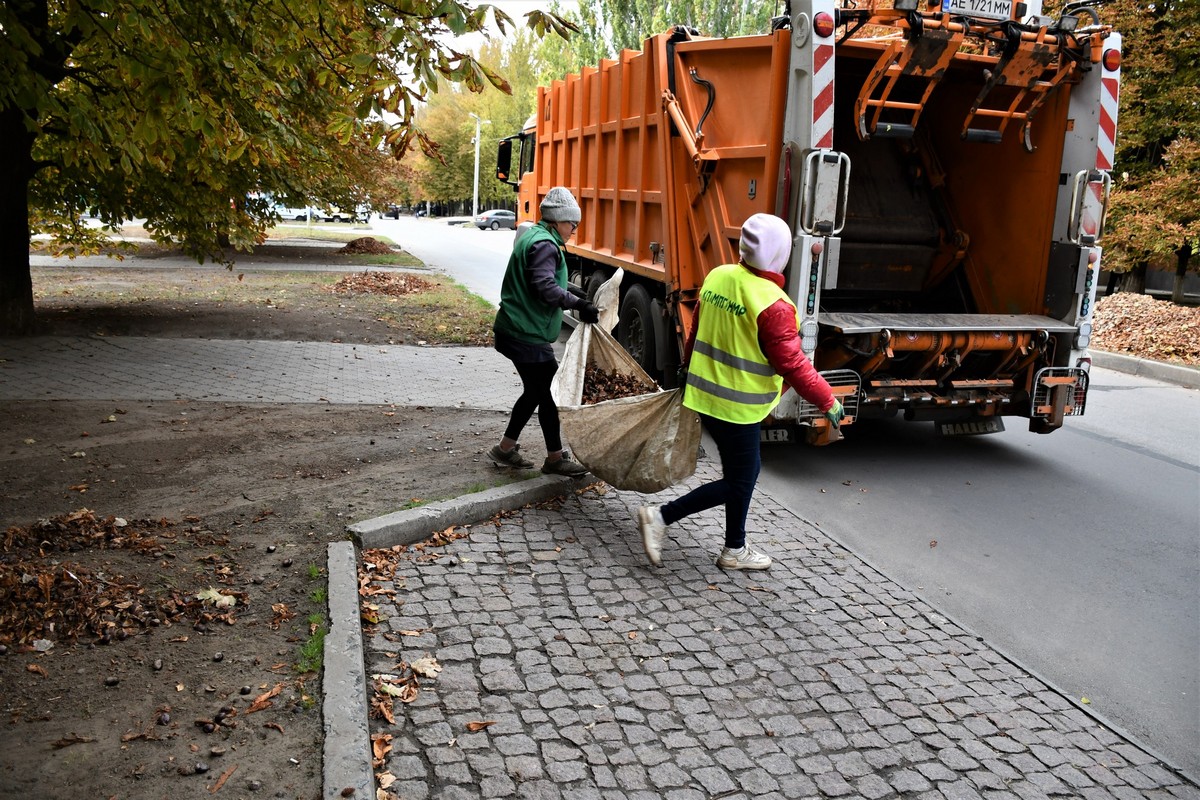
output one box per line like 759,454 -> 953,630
383,214 -> 1200,781
374,214 -> 516,307
757,370 -> 1200,780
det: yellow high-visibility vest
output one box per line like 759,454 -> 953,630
684,264 -> 799,423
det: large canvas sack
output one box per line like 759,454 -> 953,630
552,272 -> 701,492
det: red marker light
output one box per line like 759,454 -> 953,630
1102,49 -> 1121,71
813,12 -> 836,38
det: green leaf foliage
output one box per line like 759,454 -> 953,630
0,0 -> 573,332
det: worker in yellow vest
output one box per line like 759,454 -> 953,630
637,213 -> 844,570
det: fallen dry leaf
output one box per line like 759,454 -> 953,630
409,657 -> 441,679
465,721 -> 496,732
371,732 -> 393,767
51,733 -> 95,749
26,663 -> 48,677
246,683 -> 283,714
270,602 -> 295,630
210,763 -> 237,793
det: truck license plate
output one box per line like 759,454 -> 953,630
942,0 -> 1013,21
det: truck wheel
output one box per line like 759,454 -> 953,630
618,284 -> 657,376
585,271 -> 608,303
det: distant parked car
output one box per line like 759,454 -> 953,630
323,205 -> 371,223
475,209 -> 516,231
273,204 -> 318,222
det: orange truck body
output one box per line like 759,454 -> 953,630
497,0 -> 1121,441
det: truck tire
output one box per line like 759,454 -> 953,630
618,284 -> 657,376
585,271 -> 608,303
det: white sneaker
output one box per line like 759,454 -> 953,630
637,505 -> 667,566
716,543 -> 772,570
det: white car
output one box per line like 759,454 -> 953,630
323,205 -> 371,223
273,204 -> 319,222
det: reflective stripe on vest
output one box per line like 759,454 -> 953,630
684,264 -> 799,423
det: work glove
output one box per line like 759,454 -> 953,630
578,302 -> 600,324
675,365 -> 689,388
824,399 -> 845,428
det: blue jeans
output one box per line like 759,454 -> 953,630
660,414 -> 761,549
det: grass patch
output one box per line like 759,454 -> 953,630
266,224 -> 377,242
31,266 -> 493,346
347,277 -> 494,345
296,612 -> 327,674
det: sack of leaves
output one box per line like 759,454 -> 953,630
551,270 -> 700,492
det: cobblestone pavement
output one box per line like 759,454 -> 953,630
0,336 -> 513,409
363,461 -> 1198,800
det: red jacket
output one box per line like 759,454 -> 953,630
684,264 -> 835,412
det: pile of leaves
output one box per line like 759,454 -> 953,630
328,270 -> 433,297
339,237 -> 396,255
581,364 -> 657,404
1093,293 -> 1200,365
0,509 -> 233,646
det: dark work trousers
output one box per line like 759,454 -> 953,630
504,359 -> 562,453
660,414 -> 761,550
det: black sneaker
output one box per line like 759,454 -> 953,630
541,453 -> 589,477
488,444 -> 534,469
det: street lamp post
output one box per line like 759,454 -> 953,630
469,112 -> 492,221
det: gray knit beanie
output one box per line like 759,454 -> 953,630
739,213 -> 792,273
540,187 -> 581,223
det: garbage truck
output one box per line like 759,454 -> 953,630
495,0 -> 1122,442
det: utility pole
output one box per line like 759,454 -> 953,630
469,112 -> 492,220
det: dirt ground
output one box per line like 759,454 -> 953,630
0,253 -> 512,799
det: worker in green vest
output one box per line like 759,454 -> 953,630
490,187 -> 599,477
637,213 -> 844,569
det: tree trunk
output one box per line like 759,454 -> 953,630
1171,243 -> 1192,305
0,104 -> 36,336
1118,261 -> 1148,294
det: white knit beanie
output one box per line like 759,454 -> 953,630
738,213 -> 792,273
540,187 -> 581,223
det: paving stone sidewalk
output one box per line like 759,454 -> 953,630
361,460 -> 1197,800
0,336 -> 513,408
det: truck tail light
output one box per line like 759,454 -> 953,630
1103,49 -> 1121,72
813,12 -> 835,38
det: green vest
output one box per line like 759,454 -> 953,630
684,264 -> 799,423
494,222 -> 568,344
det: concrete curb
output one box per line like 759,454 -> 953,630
1091,349 -> 1200,389
322,541 -> 375,799
324,474 -> 577,797
345,473 -> 576,550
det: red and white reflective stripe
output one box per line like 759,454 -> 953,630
812,43 -> 835,149
1095,76 -> 1119,171
1080,182 -> 1104,238
1081,74 -> 1119,237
